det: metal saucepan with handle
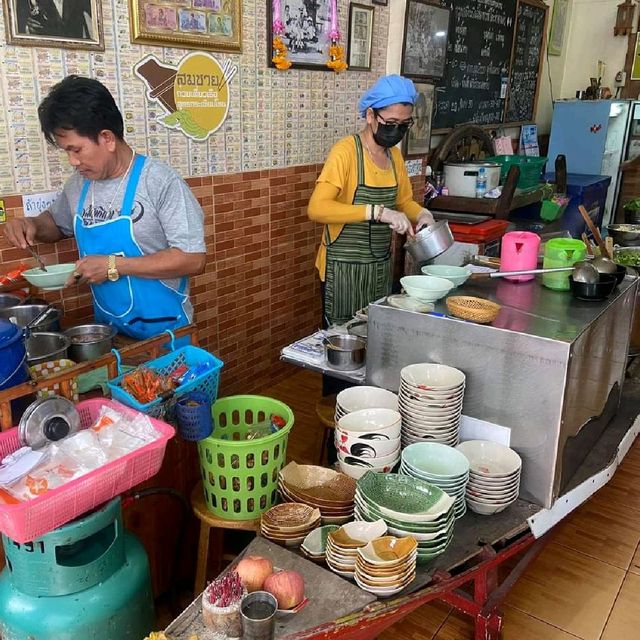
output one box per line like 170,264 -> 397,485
323,334 -> 366,371
405,221 -> 454,266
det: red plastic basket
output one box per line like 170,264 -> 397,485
0,398 -> 175,543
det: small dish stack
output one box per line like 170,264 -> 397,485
336,408 -> 401,480
301,524 -> 340,563
456,440 -> 522,515
335,385 -> 398,422
398,363 -> 466,448
355,536 -> 417,597
260,503 -> 321,547
400,442 -> 469,519
278,461 -> 355,525
354,471 -> 455,563
325,519 -> 387,579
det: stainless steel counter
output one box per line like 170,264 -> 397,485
366,276 -> 638,508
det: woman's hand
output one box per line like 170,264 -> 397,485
416,209 -> 435,232
379,207 -> 414,236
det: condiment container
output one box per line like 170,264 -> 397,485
542,238 -> 587,290
500,232 -> 541,282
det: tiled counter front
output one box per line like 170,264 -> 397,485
1,164 -> 424,394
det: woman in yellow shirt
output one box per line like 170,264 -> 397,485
308,74 -> 434,327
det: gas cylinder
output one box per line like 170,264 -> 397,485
0,497 -> 155,640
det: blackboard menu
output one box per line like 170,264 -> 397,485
433,0 -> 518,130
505,1 -> 547,123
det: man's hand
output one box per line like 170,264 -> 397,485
67,255 -> 109,286
4,218 -> 38,250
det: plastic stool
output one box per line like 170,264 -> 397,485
315,394 -> 336,465
191,481 -> 261,596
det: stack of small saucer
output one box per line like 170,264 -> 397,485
260,503 -> 321,547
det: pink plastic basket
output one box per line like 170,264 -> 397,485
0,398 -> 175,543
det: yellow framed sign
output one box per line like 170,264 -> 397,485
129,0 -> 241,52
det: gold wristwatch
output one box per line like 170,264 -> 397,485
107,255 -> 119,282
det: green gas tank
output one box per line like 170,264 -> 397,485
542,238 -> 587,291
0,497 -> 154,640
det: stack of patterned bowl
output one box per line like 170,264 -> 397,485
278,461 -> 355,525
335,386 -> 399,422
301,524 -> 339,563
355,536 -> 418,597
456,440 -> 522,515
354,471 -> 455,563
325,520 -> 388,579
336,408 -> 402,479
399,442 -> 469,519
398,363 -> 466,447
260,503 -> 321,547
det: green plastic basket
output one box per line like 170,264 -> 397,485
197,395 -> 294,520
485,155 -> 548,190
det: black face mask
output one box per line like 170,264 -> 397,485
372,122 -> 410,148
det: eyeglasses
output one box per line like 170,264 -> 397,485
374,110 -> 414,130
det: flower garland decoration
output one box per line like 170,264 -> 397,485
272,0 -> 292,70
326,0 -> 348,73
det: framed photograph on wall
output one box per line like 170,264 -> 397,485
401,0 -> 449,80
403,82 -> 434,157
129,0 -> 242,52
548,0 -> 568,56
2,0 -> 104,50
267,0 -> 333,70
347,3 -> 374,71
371,0 -> 387,5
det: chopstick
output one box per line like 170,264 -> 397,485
578,205 -> 610,258
26,244 -> 47,272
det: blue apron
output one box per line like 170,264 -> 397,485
74,154 -> 190,340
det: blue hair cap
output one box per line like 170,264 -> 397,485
358,74 -> 417,116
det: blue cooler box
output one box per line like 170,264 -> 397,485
511,173 -> 611,237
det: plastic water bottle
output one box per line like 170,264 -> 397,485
475,167 -> 487,199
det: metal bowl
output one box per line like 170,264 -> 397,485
607,224 -> 640,247
63,324 -> 117,362
0,294 -> 23,309
26,332 -> 71,366
0,305 -> 61,332
405,221 -> 454,266
324,334 -> 366,371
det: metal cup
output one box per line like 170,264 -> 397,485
240,591 -> 277,640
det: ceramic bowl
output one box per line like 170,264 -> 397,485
338,408 -> 402,438
22,264 -> 77,291
356,553 -> 417,576
321,514 -> 354,525
335,430 -> 401,457
400,363 -> 466,390
402,442 -> 470,479
353,499 -> 455,532
456,441 -> 522,477
357,536 -> 418,565
467,474 -> 520,491
400,382 -> 465,398
421,265 -> 472,287
354,572 -> 414,596
278,482 -> 355,512
466,498 -> 514,516
400,275 -> 455,302
336,386 -> 398,414
338,446 -> 400,466
330,518 -> 388,547
356,565 -> 415,586
279,462 -> 356,504
261,503 -> 320,529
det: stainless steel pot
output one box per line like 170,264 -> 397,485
0,294 -> 23,309
324,334 -> 366,370
607,224 -> 640,247
347,320 -> 368,341
0,305 -> 61,332
405,221 -> 454,266
26,332 -> 71,366
63,324 -> 117,362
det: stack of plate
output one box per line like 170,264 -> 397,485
456,440 -> 522,515
354,471 -> 456,563
335,386 -> 398,422
278,461 -> 355,525
325,519 -> 387,579
355,536 -> 417,597
399,442 -> 469,519
398,363 -> 466,448
301,524 -> 339,563
260,503 -> 321,547
336,408 -> 402,479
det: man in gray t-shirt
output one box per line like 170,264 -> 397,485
4,76 -> 206,340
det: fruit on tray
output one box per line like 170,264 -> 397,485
236,555 -> 274,593
263,570 -> 305,610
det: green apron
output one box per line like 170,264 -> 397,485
324,135 -> 399,326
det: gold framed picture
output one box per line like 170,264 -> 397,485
2,0 -> 104,50
129,0 -> 241,52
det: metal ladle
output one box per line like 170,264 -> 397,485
471,262 -> 600,283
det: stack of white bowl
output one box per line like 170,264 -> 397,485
325,520 -> 387,579
335,385 -> 398,423
399,442 -> 469,519
456,440 -> 522,515
336,408 -> 401,479
398,363 -> 466,448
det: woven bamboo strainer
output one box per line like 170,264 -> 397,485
446,296 -> 501,324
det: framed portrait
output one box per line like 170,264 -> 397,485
347,3 -> 374,71
129,0 -> 242,52
267,0 -> 333,70
2,0 -> 104,50
548,0 -> 568,56
400,0 -> 449,80
371,0 -> 387,5
403,82 -> 434,157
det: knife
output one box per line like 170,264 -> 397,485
27,244 -> 47,272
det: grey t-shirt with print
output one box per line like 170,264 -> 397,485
49,156 -> 205,320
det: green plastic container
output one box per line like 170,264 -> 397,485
198,395 -> 294,520
542,238 -> 587,290
485,156 -> 548,190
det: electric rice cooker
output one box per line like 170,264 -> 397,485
443,161 -> 502,198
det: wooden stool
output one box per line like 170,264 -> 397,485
315,394 -> 337,465
191,481 -> 261,596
